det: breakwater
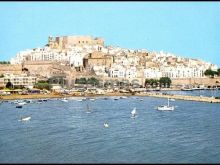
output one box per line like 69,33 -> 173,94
137,93 -> 220,103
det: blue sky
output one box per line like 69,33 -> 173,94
0,2 -> 220,66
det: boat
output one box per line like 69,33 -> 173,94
181,87 -> 193,91
157,98 -> 175,111
90,98 -> 95,101
114,97 -> 120,100
37,99 -> 43,103
131,107 -> 137,118
61,98 -> 68,102
120,96 -> 127,99
104,123 -> 109,128
17,102 -> 27,106
20,116 -> 31,121
16,105 -> 22,108
86,103 -> 91,113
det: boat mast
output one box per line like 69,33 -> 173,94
168,98 -> 170,107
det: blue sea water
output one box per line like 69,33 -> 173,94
158,89 -> 220,97
0,96 -> 220,163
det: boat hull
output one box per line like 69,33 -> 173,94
157,106 -> 174,111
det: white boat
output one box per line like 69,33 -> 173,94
181,87 -> 193,91
61,98 -> 68,102
20,116 -> 31,121
104,123 -> 109,128
131,107 -> 137,118
114,97 -> 119,100
17,102 -> 27,105
90,98 -> 95,101
157,98 -> 175,111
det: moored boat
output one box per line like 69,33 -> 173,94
20,116 -> 31,121
157,98 -> 175,111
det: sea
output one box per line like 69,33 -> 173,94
0,92 -> 220,163
158,88 -> 220,97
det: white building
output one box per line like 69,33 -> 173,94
109,65 -> 126,78
161,65 -> 205,78
144,68 -> 162,79
125,66 -> 137,78
93,66 -> 108,77
10,49 -> 33,64
0,73 -> 37,88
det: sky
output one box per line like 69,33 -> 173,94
0,2 -> 220,66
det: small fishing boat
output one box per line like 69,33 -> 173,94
20,116 -> 31,121
114,97 -> 120,100
17,102 -> 27,106
16,105 -> 22,108
61,98 -> 68,102
120,96 -> 127,99
37,99 -> 43,103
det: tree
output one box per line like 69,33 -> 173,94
204,69 -> 218,77
34,82 -> 51,90
218,68 -> 220,76
159,77 -> 172,88
0,74 -> 4,78
145,79 -> 159,88
0,61 -> 10,64
87,77 -> 99,86
6,81 -> 13,89
75,78 -> 87,84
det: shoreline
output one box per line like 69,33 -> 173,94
1,92 -> 220,103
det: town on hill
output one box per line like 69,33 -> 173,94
0,35 -> 220,96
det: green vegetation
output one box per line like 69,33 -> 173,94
0,61 -> 10,64
218,68 -> 220,75
145,77 -> 172,88
75,77 -> 99,85
6,81 -> 13,89
204,69 -> 219,77
0,74 -> 4,78
75,78 -> 87,84
159,77 -> 172,88
145,79 -> 159,87
34,81 -> 51,90
87,77 -> 99,85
